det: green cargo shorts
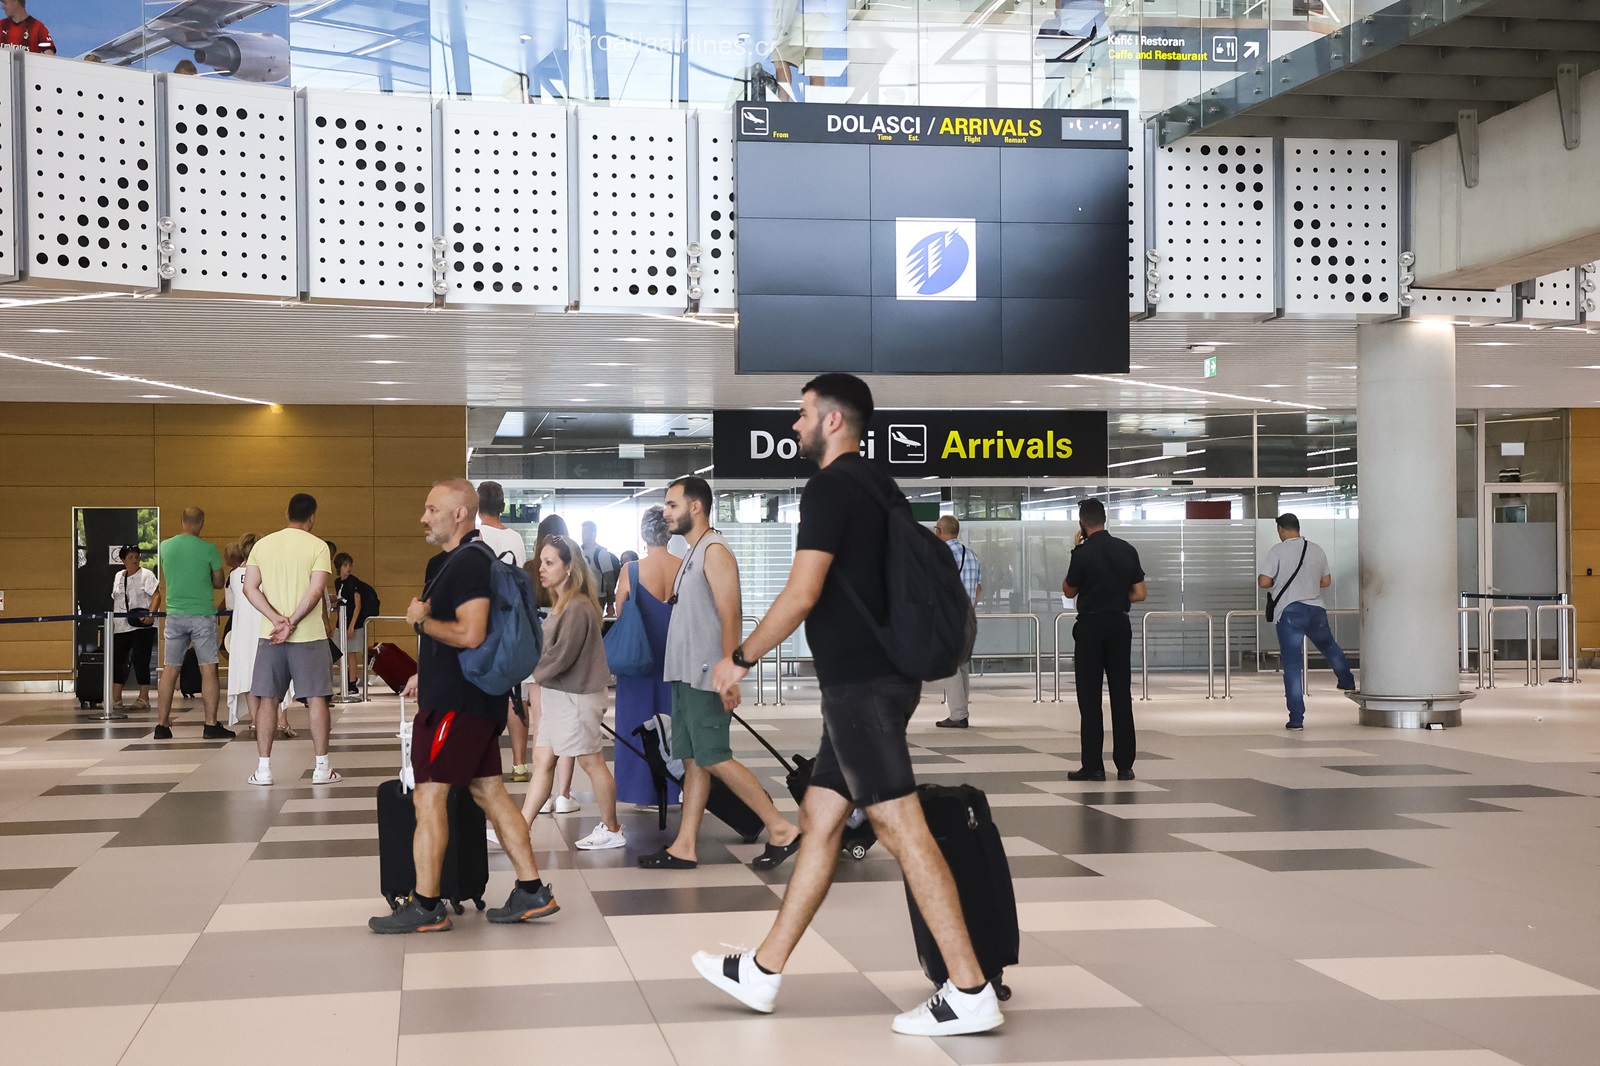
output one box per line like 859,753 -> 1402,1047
670,682 -> 732,768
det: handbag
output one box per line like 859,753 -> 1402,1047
1264,541 -> 1309,623
602,562 -> 658,678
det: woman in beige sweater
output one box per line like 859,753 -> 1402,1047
519,534 -> 624,851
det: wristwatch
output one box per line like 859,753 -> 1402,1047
731,645 -> 755,669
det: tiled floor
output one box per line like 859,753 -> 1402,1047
1,672 -> 1598,1066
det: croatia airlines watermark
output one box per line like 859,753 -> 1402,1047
895,218 -> 977,302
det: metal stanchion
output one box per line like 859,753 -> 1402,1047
85,613 -> 127,721
1458,606 -> 1485,689
1052,611 -> 1076,702
1222,609 -> 1258,699
1486,604 -> 1535,688
1535,602 -> 1579,685
1458,593 -> 1471,673
1140,611 -> 1215,700
974,613 -> 1043,702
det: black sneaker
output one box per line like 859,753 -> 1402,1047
152,724 -> 173,740
202,723 -> 235,740
487,882 -> 559,924
935,717 -> 968,729
368,896 -> 452,934
1117,769 -> 1136,781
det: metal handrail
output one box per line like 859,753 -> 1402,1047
1458,606 -> 1485,689
1485,604 -> 1535,688
1052,610 -> 1077,702
1534,602 -> 1578,685
976,613 -> 1043,703
1140,611 -> 1214,700
741,615 -> 784,706
360,614 -> 419,700
1222,609 -> 1259,698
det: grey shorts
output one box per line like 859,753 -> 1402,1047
163,614 -> 219,667
251,638 -> 333,701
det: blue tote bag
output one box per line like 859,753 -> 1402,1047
603,562 -> 657,678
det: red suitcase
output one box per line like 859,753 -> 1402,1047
370,643 -> 418,694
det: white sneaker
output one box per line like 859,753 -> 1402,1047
692,949 -> 781,1014
553,795 -> 581,814
310,766 -> 343,785
891,981 -> 1003,1037
247,768 -> 273,787
574,823 -> 626,851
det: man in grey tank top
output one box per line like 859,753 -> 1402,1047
637,476 -> 801,871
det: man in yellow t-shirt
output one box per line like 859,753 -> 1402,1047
243,493 -> 339,787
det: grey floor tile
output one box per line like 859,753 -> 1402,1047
398,979 -> 654,1034
935,1005 -> 1222,1064
0,966 -> 177,1010
1327,764 -> 1471,777
43,782 -> 174,796
161,926 -> 406,1001
1223,847 -> 1429,872
1151,999 -> 1482,1057
589,884 -> 782,917
106,790 -> 288,849
1401,995 -> 1600,1066
0,867 -> 72,890
251,839 -> 383,860
640,972 -> 897,1023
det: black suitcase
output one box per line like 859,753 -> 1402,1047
76,651 -> 104,709
617,717 -> 767,844
906,783 -> 1018,999
376,699 -> 490,913
730,712 -> 876,861
179,648 -> 202,699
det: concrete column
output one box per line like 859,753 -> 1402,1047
1354,320 -> 1468,727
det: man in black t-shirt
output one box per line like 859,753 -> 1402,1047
369,479 -> 559,935
1062,497 -> 1147,782
697,374 -> 1003,1038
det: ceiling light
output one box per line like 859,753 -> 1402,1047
0,291 -> 127,310
1005,399 -> 1027,404
138,394 -> 167,399
596,362 -> 635,367
1478,383 -> 1515,388
1470,342 -> 1519,347
69,355 -> 107,361
1051,383 -> 1085,388
1075,374 -> 1325,411
1257,384 -> 1287,388
582,382 -> 612,388
519,33 -> 533,41
568,397 -> 590,403
368,380 -> 405,386
367,359 -> 403,365
358,334 -> 402,340
375,397 -> 405,402
1187,344 -> 1216,354
28,328 -> 72,334
0,351 -> 275,405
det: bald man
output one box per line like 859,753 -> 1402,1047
154,506 -> 229,740
370,479 -> 557,933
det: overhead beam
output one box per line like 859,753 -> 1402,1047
1192,115 -> 1457,143
1309,69 -> 1556,103
1247,95 -> 1516,126
1482,0 -> 1600,20
1351,46 -> 1570,78
1414,16 -> 1600,53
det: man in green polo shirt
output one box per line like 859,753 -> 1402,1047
153,507 -> 231,740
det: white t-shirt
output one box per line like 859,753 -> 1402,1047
1261,536 -> 1331,611
111,567 -> 159,635
477,522 -> 526,567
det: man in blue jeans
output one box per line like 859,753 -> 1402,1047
1258,513 -> 1355,729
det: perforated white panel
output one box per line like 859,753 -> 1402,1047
1520,267 -> 1580,323
1127,133 -> 1145,316
694,110 -> 736,310
166,77 -> 297,298
1153,138 -> 1275,315
440,100 -> 567,307
24,55 -> 156,288
1281,139 -> 1397,316
0,48 -> 16,280
577,108 -> 687,311
303,90 -> 433,303
1408,286 -> 1512,322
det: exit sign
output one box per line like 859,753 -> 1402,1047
1203,355 -> 1218,378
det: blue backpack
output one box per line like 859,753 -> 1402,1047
456,541 -> 543,697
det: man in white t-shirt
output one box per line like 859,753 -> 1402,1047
1258,513 -> 1355,730
475,481 -> 531,784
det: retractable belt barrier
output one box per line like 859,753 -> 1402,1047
1140,611 -> 1215,700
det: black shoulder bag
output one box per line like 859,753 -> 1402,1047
1264,541 -> 1308,623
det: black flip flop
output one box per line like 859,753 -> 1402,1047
750,834 -> 803,870
637,848 -> 697,870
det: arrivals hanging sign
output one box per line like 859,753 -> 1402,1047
711,410 -> 1109,479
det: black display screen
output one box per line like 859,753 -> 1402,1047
734,102 -> 1130,376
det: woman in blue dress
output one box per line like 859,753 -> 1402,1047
612,506 -> 682,807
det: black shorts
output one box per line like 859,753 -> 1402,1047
412,708 -> 503,786
809,676 -> 922,808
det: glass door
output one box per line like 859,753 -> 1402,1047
1482,484 -> 1565,669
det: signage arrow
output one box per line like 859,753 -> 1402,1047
1243,40 -> 1261,59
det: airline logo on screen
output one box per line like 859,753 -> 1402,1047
895,218 -> 977,301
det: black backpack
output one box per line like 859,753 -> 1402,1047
833,461 -> 977,682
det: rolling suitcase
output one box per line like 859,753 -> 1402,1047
76,650 -> 105,709
729,712 -> 876,861
179,648 -> 202,698
370,643 -> 418,694
375,697 -> 489,913
905,783 -> 1018,999
620,715 -> 767,843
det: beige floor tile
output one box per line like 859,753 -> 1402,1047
1248,748 -> 1377,759
1002,836 -> 1060,858
120,991 -> 401,1066
0,758 -> 102,772
1024,779 -> 1167,795
865,964 -> 1140,1012
0,792 -> 165,822
0,932 -> 198,973
0,1003 -> 152,1066
606,910 -> 856,982
278,797 -> 379,814
1089,802 -> 1255,820
0,831 -> 118,868
577,863 -> 766,892
985,792 -> 1078,807
78,763 -> 200,777
206,897 -> 387,933
398,1022 -> 676,1066
0,914 -> 15,932
1235,1053 -> 1524,1066
260,823 -> 378,842
402,944 -> 633,990
1299,954 -> 1599,1000
966,1060 -> 1232,1066
1018,899 -> 1213,932
659,1014 -> 960,1065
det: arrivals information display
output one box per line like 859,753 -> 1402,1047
734,102 -> 1131,377
711,409 -> 1109,479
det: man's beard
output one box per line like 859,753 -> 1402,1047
669,513 -> 693,536
796,426 -> 826,462
424,520 -> 450,546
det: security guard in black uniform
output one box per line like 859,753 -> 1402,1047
1062,498 -> 1147,781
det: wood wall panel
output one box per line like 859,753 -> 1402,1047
0,403 -> 463,678
1569,409 -> 1600,648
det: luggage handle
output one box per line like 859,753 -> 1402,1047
727,709 -> 795,774
600,723 -> 670,831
